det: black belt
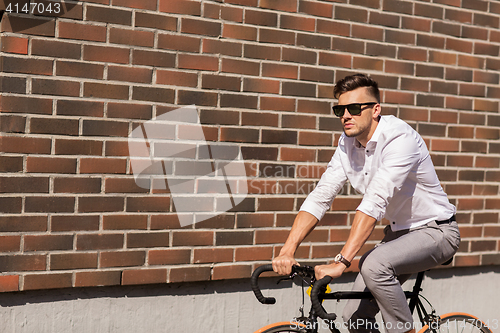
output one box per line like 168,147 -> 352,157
436,215 -> 456,225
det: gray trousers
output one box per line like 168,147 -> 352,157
342,220 -> 461,333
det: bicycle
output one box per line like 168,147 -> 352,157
251,263 -> 493,333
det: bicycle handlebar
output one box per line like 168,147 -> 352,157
310,275 -> 337,321
251,264 -> 338,321
250,264 -> 276,304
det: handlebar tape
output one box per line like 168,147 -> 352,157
311,276 -> 337,321
250,264 -> 276,305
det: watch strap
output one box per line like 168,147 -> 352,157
335,253 -> 351,268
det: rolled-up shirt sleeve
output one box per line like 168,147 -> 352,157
357,132 -> 421,221
299,148 -> 348,221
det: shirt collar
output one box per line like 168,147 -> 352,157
367,115 -> 384,145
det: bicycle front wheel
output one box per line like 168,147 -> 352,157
419,312 -> 493,333
254,321 -> 308,333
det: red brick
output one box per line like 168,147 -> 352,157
178,54 -> 218,71
220,4 -> 243,22
83,119 -> 129,137
75,271 -> 121,287
215,231 -> 254,246
86,5 -> 132,25
24,235 -> 73,252
100,250 -> 145,268
0,216 -> 47,233
0,36 -> 28,54
32,78 -> 80,97
281,14 -> 315,32
125,196 -> 170,212
259,28 -> 295,45
56,60 -> 104,79
458,54 -> 485,69
0,255 -> 46,272
57,100 -> 104,117
312,244 -> 344,259
455,255 -> 480,267
109,28 -> 154,48
0,197 -> 21,214
212,264 -> 252,280
335,5 -> 368,23
260,0 -> 297,12
77,234 -> 124,250
235,246 -> 273,261
108,66 -> 153,83
177,90 -> 218,107
127,232 -> 170,248
23,273 -> 72,291
0,236 -> 21,252
245,9 -> 277,27
169,266 -> 211,283
299,0 -> 333,18
257,198 -> 294,211
172,231 -> 214,246
51,215 -> 100,232
181,17 -> 221,37
84,82 -> 130,100
158,33 -> 200,52
464,27 -> 488,43
135,12 -> 177,31
193,248 -> 233,263
222,23 -> 257,41
31,39 -> 81,59
25,197 -> 75,213
242,77 -> 279,94
0,275 -> 19,292
132,49 -> 175,68
84,45 -> 130,64
220,58 -> 259,77
55,139 -> 103,156
1,15 -> 55,37
0,198 -> 20,213
107,103 -> 152,120
149,249 -> 191,265
259,96 -> 295,112
0,95 -> 52,114
50,253 -> 98,270
53,177 -> 101,194
112,0 -> 157,10
280,147 -> 316,162
122,269 -> 167,285
78,197 -> 125,213
0,176 -> 48,193
159,0 -> 201,15
430,139 -> 460,152
446,38 -> 473,54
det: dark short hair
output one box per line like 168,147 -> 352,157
333,74 -> 380,103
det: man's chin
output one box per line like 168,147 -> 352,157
343,128 -> 358,137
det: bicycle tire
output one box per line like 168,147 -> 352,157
418,312 -> 493,333
254,321 -> 308,333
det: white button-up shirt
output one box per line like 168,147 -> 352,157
300,115 -> 456,231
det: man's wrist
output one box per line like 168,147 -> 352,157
334,253 -> 351,268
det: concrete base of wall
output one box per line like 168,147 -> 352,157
0,265 -> 498,333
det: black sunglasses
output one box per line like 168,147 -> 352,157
332,102 -> 377,117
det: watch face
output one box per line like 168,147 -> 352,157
334,254 -> 342,262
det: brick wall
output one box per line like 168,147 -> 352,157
0,0 -> 499,292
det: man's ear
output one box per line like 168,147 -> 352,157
372,103 -> 381,119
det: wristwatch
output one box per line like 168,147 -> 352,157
334,253 -> 351,268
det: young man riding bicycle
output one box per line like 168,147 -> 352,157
272,74 -> 461,333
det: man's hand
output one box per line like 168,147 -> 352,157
272,254 -> 299,276
314,263 -> 346,280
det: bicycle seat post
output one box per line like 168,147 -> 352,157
409,271 -> 425,313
